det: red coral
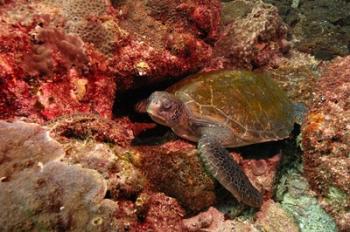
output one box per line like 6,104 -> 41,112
0,10 -> 115,122
110,0 -> 221,90
0,0 -> 221,121
0,25 -> 39,120
39,28 -> 88,68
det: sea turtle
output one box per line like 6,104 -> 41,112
137,70 -> 303,208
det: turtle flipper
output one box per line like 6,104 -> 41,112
134,98 -> 149,113
198,135 -> 263,208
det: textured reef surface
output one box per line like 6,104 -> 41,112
0,118 -> 186,231
302,56 -> 350,231
0,0 -> 349,231
0,0 -> 220,121
207,0 -> 290,70
266,0 -> 350,60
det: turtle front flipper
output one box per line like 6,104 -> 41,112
198,135 -> 263,208
134,98 -> 149,113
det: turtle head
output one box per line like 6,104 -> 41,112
146,91 -> 184,127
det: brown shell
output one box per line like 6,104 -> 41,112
168,70 -> 294,147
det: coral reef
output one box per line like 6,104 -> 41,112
276,160 -> 338,232
240,150 -> 282,200
62,141 -> 148,199
110,0 -> 221,90
136,139 -> 217,212
42,114 -> 220,215
0,10 -> 116,121
183,207 -> 226,231
47,114 -> 147,199
0,0 -> 221,122
207,0 -> 289,70
0,119 -> 188,231
1,0 -> 348,230
47,114 -> 134,146
302,56 -> 350,231
0,120 -> 121,231
135,192 -> 185,232
255,200 -> 299,232
183,201 -> 300,231
183,132 -> 338,232
0,161 -> 123,232
266,0 -> 350,60
0,120 -> 65,180
263,50 -> 320,107
135,132 -> 284,213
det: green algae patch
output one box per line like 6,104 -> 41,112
276,166 -> 337,232
325,186 -> 348,213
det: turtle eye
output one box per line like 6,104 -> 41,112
161,99 -> 172,110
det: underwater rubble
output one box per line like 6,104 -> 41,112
0,0 -> 349,231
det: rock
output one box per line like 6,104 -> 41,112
266,0 -> 350,60
136,139 -> 217,212
135,132 -> 285,213
0,120 -> 64,180
0,8 -> 116,121
0,161 -> 129,232
207,0 -> 289,70
47,114 -> 149,199
63,141 -> 148,199
0,0 -> 221,121
110,0 -> 221,90
0,120 -> 124,231
276,161 -> 338,232
183,201 -> 299,232
264,50 -> 320,107
255,200 -> 299,232
240,150 -> 282,200
47,115 -> 283,215
302,56 -> 350,231
182,206 -> 255,232
135,192 -> 185,232
0,119 -> 188,231
182,207 -> 226,231
47,114 -> 134,147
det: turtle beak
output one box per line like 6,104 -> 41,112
146,93 -> 168,126
147,101 -> 166,125
146,101 -> 158,116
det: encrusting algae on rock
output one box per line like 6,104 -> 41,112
207,0 -> 290,71
276,161 -> 338,232
136,139 -> 217,213
0,0 -> 221,122
302,56 -> 350,231
0,0 -> 349,231
0,118 -> 191,231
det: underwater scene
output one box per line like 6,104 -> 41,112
0,0 -> 349,231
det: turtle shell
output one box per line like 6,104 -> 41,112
167,70 -> 294,147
